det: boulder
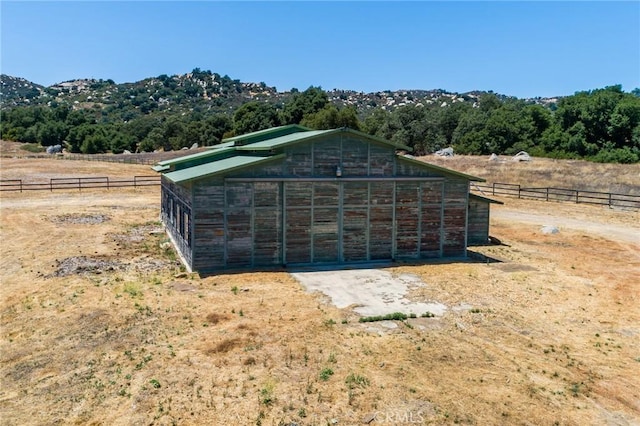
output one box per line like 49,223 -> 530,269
435,147 -> 454,157
46,144 -> 63,154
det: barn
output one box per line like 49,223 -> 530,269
467,194 -> 504,245
153,125 -> 496,273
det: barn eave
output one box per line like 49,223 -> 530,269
397,154 -> 485,182
469,193 -> 504,204
163,153 -> 286,184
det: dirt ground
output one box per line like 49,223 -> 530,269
1,158 -> 639,425
423,154 -> 640,195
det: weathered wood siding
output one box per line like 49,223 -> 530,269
253,182 -> 282,264
442,179 -> 468,257
191,177 -> 225,271
178,132 -> 472,271
160,176 -> 193,267
467,197 -> 490,245
420,181 -> 444,258
311,182 -> 339,263
369,182 -> 394,260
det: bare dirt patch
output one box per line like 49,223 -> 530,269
1,158 -> 639,425
47,256 -> 125,277
47,213 -> 111,225
422,154 -> 640,194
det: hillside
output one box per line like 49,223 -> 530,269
1,71 -> 638,163
0,70 -> 556,115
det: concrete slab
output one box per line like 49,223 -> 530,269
289,265 -> 446,317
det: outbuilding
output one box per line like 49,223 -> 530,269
153,125 -> 495,273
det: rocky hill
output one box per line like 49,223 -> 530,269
0,75 -> 46,105
0,69 -> 560,116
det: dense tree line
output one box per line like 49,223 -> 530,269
1,84 -> 638,163
361,86 -> 640,163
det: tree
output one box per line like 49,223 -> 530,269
300,105 -> 360,130
110,132 -> 136,154
80,132 -> 108,154
201,114 -> 232,145
233,102 -> 280,135
139,127 -> 165,152
67,123 -> 98,153
437,102 -> 472,145
37,121 -> 68,146
478,93 -> 502,112
362,108 -> 391,136
280,86 -> 328,124
452,109 -> 488,154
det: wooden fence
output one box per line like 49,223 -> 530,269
61,154 -> 157,165
0,176 -> 160,192
473,182 -> 640,210
2,176 -> 638,210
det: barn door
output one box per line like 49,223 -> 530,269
342,182 -> 369,262
253,182 -> 282,266
395,181 -> 420,258
369,182 -> 394,260
225,183 -> 253,268
312,182 -> 339,263
284,182 -> 312,264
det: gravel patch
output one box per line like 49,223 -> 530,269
48,213 -> 111,225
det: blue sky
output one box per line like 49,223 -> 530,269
1,1 -> 638,98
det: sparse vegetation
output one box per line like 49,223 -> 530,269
319,368 -> 334,381
0,158 -> 638,425
345,373 -> 370,389
359,312 -> 408,322
19,143 -> 45,153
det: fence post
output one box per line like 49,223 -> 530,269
20,180 -> 23,193
50,179 -> 53,192
575,191 -> 579,204
134,176 -> 138,188
608,192 -> 612,208
546,187 -> 549,202
107,177 -> 110,190
492,182 -> 496,196
518,184 -> 521,199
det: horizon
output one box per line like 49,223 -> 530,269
5,69 -> 616,99
1,1 -> 638,99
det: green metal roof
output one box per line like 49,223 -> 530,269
207,141 -> 235,150
234,127 -> 412,152
153,127 -> 478,184
222,124 -> 312,145
397,155 -> 485,182
156,147 -> 236,167
235,130 -> 331,151
163,154 -> 285,184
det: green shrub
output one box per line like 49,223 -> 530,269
20,143 -> 45,153
358,312 -> 407,323
319,368 -> 334,381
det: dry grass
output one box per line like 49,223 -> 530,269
422,154 -> 640,194
1,158 -> 639,425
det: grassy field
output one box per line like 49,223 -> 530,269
1,154 -> 639,425
423,154 -> 640,195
